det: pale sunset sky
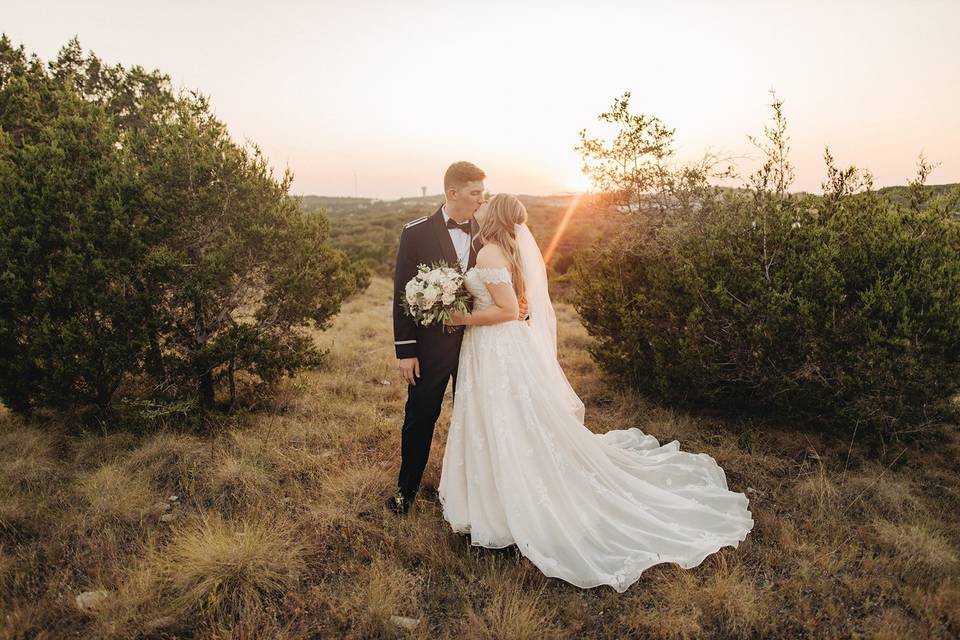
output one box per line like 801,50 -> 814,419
5,0 -> 959,199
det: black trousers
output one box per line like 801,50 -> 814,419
396,330 -> 462,501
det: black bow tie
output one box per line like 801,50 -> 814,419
446,218 -> 471,233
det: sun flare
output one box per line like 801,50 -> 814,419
543,192 -> 584,268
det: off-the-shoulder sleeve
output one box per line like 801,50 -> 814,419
474,266 -> 512,284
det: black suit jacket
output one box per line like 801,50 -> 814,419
393,206 -> 479,361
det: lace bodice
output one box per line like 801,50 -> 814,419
464,266 -> 512,312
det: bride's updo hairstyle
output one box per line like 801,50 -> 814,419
476,193 -> 527,304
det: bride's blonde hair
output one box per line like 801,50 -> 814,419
476,193 -> 527,304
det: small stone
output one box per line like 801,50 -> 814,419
379,379 -> 391,385
160,512 -> 178,523
168,495 -> 179,502
389,615 -> 420,630
75,590 -> 110,612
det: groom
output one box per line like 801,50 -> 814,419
386,161 -> 486,515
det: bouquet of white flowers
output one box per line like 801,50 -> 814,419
402,262 -> 471,332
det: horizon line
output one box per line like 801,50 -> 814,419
295,181 -> 960,203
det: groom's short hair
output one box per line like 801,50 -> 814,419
444,161 -> 486,192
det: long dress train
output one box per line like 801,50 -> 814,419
437,261 -> 754,593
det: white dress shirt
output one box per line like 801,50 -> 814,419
442,204 -> 472,272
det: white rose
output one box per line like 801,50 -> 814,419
422,285 -> 439,305
442,280 -> 457,295
405,280 -> 419,306
441,292 -> 455,305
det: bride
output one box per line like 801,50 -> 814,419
438,193 -> 754,593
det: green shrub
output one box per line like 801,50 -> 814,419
0,37 -> 155,414
574,97 -> 960,434
0,37 -> 368,421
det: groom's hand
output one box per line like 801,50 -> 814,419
518,298 -> 529,321
398,357 -> 420,385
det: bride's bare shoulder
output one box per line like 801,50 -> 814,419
476,243 -> 508,268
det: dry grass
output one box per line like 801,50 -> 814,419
124,430 -> 214,498
153,511 -> 305,622
624,556 -> 767,639
337,555 -> 424,637
79,462 -> 155,524
0,425 -> 60,491
1,276 -> 959,638
873,520 -> 959,575
461,577 -> 564,640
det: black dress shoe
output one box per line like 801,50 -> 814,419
385,489 -> 411,515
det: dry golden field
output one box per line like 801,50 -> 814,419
2,276 -> 959,638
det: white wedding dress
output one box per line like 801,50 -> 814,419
437,224 -> 754,593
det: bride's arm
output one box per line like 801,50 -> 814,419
448,246 -> 519,326
457,281 -> 518,326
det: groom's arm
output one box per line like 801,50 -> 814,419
393,222 -> 421,360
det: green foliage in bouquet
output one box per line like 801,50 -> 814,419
0,36 -> 369,422
573,93 -> 960,435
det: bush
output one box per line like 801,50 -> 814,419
128,93 -> 369,412
0,37 -> 368,421
0,37 -> 156,414
574,97 -> 960,434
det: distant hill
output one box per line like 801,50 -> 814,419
300,183 -> 959,293
873,183 -> 959,207
298,194 -> 620,297
780,183 -> 959,202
